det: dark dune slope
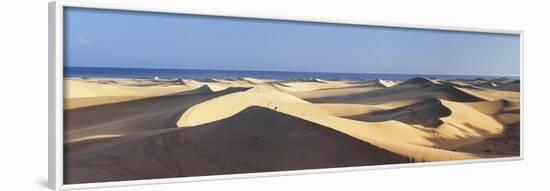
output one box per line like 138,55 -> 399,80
64,87 -> 250,157
345,98 -> 452,128
65,106 -> 409,184
308,77 -> 485,104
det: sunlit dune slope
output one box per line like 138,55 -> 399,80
64,79 -> 202,109
64,76 -> 521,184
65,106 -> 409,184
306,77 -> 486,104
176,83 -> 517,161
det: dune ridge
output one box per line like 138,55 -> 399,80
175,80 -> 518,161
177,86 -> 309,127
64,76 -> 520,184
307,78 -> 485,104
65,106 -> 410,184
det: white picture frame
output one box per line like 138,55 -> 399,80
49,1 -> 524,190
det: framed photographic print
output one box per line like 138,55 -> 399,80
49,1 -> 523,190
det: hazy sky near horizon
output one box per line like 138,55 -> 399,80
64,7 -> 520,76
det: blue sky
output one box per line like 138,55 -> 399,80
64,7 -> 520,76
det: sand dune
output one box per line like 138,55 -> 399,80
455,86 -> 520,102
65,96 -> 144,110
289,98 -> 509,160
476,80 -> 520,92
346,98 -> 452,127
282,79 -> 399,99
175,82 -> 516,161
285,85 -> 383,99
64,87 -> 250,157
64,76 -> 520,184
177,86 -> 308,127
398,77 -> 439,86
476,81 -> 498,88
307,77 -> 485,104
276,80 -> 356,92
179,79 -> 204,86
195,78 -> 223,83
65,106 -> 409,184
373,79 -> 397,87
239,77 -> 278,84
175,84 -> 227,94
177,100 -> 488,161
64,79 -> 201,109
446,78 -> 520,92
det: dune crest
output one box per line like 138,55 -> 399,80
346,98 -> 452,128
374,79 -> 397,87
65,76 -> 520,183
64,79 -> 202,109
398,77 -> 434,86
307,79 -> 485,104
176,84 -> 511,161
197,84 -> 227,92
177,86 -> 309,127
65,106 -> 410,184
239,77 -> 277,84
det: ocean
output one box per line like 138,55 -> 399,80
64,67 -> 517,81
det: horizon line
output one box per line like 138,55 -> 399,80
65,65 -> 520,78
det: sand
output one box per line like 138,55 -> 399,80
64,77 -> 520,184
64,78 -> 201,109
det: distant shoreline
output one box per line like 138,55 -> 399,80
64,66 -> 519,81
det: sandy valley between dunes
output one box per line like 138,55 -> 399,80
63,77 -> 520,184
